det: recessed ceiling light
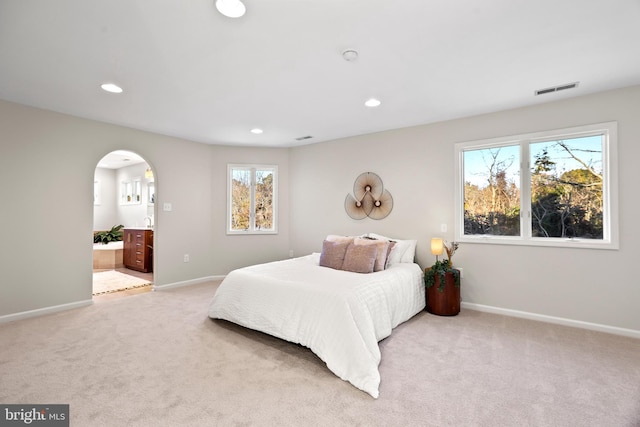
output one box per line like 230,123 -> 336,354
216,0 -> 246,18
101,83 -> 123,93
364,98 -> 381,107
250,128 -> 263,134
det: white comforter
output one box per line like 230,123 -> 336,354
208,253 -> 425,398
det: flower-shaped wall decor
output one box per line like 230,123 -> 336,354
344,172 -> 393,220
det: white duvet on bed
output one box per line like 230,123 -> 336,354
208,253 -> 425,398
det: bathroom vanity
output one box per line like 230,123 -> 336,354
123,228 -> 153,273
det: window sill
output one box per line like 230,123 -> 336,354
457,235 -> 618,250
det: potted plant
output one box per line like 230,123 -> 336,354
93,224 -> 124,244
425,240 -> 460,316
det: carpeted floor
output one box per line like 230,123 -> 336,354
92,270 -> 152,295
1,281 -> 639,426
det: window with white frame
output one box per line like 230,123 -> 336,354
227,164 -> 278,234
120,177 -> 142,205
454,122 -> 618,249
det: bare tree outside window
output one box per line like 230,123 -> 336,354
231,169 -> 251,230
530,136 -> 603,239
228,165 -> 277,234
463,145 -> 520,236
456,122 -> 616,249
254,170 -> 274,230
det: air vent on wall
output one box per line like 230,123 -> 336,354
295,135 -> 313,141
534,81 -> 579,96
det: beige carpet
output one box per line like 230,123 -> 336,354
1,281 -> 639,426
92,270 -> 151,295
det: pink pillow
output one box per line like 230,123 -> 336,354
341,243 -> 378,274
354,237 -> 390,271
319,240 -> 349,270
325,234 -> 355,244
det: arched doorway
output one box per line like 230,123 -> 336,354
92,150 -> 155,300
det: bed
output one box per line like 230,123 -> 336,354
208,235 -> 425,398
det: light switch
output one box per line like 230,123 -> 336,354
441,223 -> 447,232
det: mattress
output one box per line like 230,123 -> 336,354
208,253 -> 425,398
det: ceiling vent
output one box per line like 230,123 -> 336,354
535,82 -> 579,96
295,135 -> 313,141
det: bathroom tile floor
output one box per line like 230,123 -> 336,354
93,268 -> 154,303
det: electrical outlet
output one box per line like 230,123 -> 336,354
289,249 -> 294,258
183,254 -> 189,263
163,202 -> 172,212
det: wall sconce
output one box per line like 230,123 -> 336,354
144,167 -> 153,180
431,238 -> 444,261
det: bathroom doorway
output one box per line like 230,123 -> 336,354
93,150 -> 155,300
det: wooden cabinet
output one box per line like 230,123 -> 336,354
123,228 -> 153,273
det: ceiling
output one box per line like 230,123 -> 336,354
1,1 -> 639,148
97,150 -> 146,170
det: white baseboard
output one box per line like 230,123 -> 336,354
0,275 -> 224,324
153,275 -> 225,291
0,300 -> 93,324
461,302 -> 640,340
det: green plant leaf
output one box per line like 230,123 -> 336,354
94,224 -> 124,244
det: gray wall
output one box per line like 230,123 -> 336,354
1,85 -> 638,334
93,167 -> 118,230
289,85 -> 640,333
94,162 -> 154,231
0,99 -> 290,316
113,162 -> 155,229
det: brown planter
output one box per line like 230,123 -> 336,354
425,269 -> 460,316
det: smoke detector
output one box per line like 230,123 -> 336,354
342,49 -> 359,62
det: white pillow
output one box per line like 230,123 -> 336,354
400,239 -> 417,263
367,233 -> 417,264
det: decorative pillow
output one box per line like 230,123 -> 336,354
319,240 -> 350,270
325,234 -> 356,244
367,233 -> 417,264
400,239 -> 417,263
384,241 -> 396,269
341,243 -> 378,274
353,237 -> 390,272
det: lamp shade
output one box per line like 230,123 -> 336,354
430,238 -> 444,256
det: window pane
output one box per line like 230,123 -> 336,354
231,169 -> 250,230
254,169 -> 274,230
455,122 -> 616,249
530,135 -> 603,239
463,145 -> 520,236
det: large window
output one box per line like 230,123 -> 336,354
227,164 -> 278,234
454,122 -> 618,249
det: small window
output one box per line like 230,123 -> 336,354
120,178 -> 142,205
227,164 -> 278,234
455,122 -> 618,249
